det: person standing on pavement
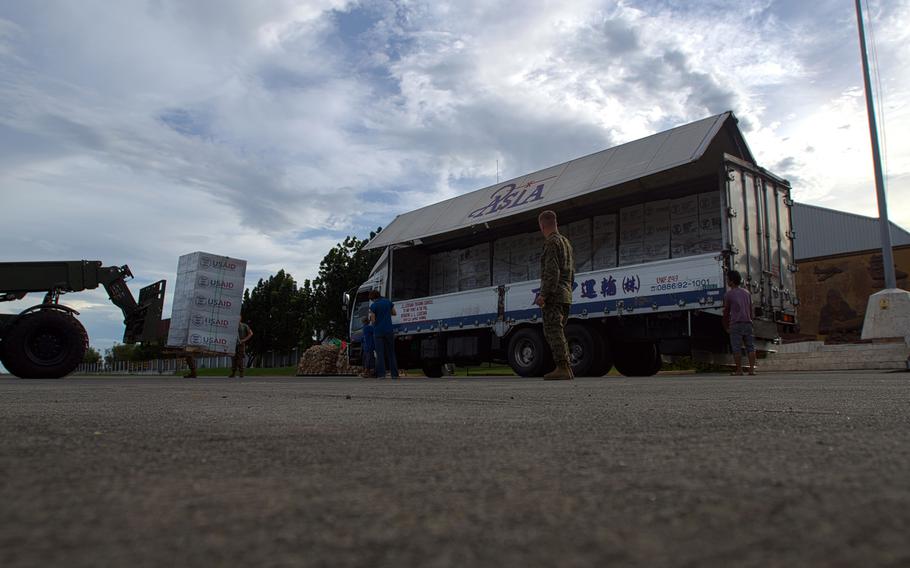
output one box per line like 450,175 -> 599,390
360,316 -> 376,378
229,319 -> 253,378
534,210 -> 576,380
369,289 -> 399,379
722,270 -> 756,376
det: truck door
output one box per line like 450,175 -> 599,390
725,164 -> 764,312
725,161 -> 771,317
725,157 -> 796,323
774,182 -> 797,313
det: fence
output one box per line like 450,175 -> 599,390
75,348 -> 302,375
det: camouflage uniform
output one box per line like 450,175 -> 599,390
231,322 -> 252,377
539,231 -> 575,367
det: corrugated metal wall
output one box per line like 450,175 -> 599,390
792,203 -> 910,260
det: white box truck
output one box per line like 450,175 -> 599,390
346,112 -> 797,377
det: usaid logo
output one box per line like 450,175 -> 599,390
467,177 -> 554,219
194,296 -> 233,309
199,256 -> 238,271
191,314 -> 230,328
197,275 -> 235,289
190,333 -> 227,346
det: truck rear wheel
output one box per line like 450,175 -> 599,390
1,310 -> 87,379
589,335 -> 614,377
613,341 -> 661,377
566,323 -> 607,377
507,328 -> 552,377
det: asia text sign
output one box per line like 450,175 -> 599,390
467,176 -> 555,220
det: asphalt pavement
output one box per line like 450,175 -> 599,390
1,371 -> 909,567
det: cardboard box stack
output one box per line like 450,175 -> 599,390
458,243 -> 491,291
619,204 -> 645,266
166,252 -> 247,354
442,251 -> 459,293
564,219 -> 592,272
429,244 -> 492,294
697,192 -> 723,252
592,214 -> 618,270
430,253 -> 446,295
643,199 -> 670,262
670,195 -> 700,258
493,234 -> 530,285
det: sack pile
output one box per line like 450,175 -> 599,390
336,347 -> 360,375
296,344 -> 361,376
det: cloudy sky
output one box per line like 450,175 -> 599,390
1,0 -> 908,354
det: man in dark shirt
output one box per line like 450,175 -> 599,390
369,289 -> 399,379
534,210 -> 576,380
722,270 -> 755,376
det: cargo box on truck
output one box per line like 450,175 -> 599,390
345,112 -> 798,377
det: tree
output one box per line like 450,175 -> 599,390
83,346 -> 101,364
238,228 -> 382,361
242,270 -> 312,364
104,343 -> 136,364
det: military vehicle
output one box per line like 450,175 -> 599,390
0,261 -> 165,378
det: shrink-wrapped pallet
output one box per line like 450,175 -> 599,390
166,252 -> 247,354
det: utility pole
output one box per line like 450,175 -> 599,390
855,0 -> 897,289
856,0 -> 908,342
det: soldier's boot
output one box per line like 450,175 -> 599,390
544,364 -> 574,380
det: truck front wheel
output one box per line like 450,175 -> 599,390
507,328 -> 552,377
1,310 -> 88,379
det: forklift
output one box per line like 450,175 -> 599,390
0,261 -> 164,378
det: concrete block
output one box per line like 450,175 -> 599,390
861,288 -> 910,340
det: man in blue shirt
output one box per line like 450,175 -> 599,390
369,289 -> 399,379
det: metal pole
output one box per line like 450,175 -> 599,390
855,0 -> 897,289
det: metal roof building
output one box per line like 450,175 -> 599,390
792,203 -> 910,261
366,111 -> 759,250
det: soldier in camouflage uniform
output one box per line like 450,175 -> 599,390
534,210 -> 575,380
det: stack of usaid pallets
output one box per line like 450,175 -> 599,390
166,252 -> 247,354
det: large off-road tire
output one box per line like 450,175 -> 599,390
421,360 -> 444,378
613,341 -> 662,377
1,310 -> 87,379
566,323 -> 607,377
506,327 -> 553,377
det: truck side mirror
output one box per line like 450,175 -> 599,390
342,292 -> 351,311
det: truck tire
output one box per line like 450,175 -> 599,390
589,335 -> 614,377
422,360 -> 444,378
613,341 -> 661,377
507,327 -> 552,377
566,323 -> 606,377
1,310 -> 87,379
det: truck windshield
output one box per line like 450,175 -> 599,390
350,294 -> 372,334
